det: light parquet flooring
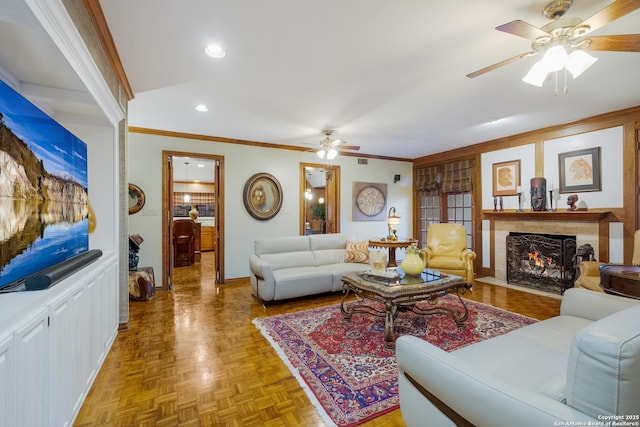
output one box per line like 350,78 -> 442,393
74,253 -> 561,426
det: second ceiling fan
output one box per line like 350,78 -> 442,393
316,129 -> 360,160
467,0 -> 640,89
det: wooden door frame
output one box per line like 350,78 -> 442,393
299,162 -> 340,235
162,150 -> 225,289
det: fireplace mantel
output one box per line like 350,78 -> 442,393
482,210 -> 612,222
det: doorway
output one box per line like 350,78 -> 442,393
162,150 -> 224,289
299,162 -> 340,235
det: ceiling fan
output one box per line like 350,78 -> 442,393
316,129 -> 360,160
467,0 -> 640,89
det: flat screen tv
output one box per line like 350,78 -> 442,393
0,79 -> 90,291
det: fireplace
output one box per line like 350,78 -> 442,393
506,232 -> 577,294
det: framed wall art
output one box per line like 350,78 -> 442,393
558,147 -> 601,193
352,182 -> 387,221
243,172 -> 283,220
492,160 -> 520,196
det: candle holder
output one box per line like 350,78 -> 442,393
516,192 -> 523,212
493,196 -> 498,212
548,190 -> 555,212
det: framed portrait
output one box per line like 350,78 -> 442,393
558,147 -> 601,193
352,182 -> 387,221
243,173 -> 283,220
492,160 -> 520,196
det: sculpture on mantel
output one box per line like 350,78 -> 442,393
530,177 -> 547,211
567,194 -> 579,211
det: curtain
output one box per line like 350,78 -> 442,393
441,159 -> 473,193
415,166 -> 440,195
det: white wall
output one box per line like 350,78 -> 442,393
543,126 -> 623,208
128,132 -> 413,279
481,144 -> 536,211
75,127 -> 118,254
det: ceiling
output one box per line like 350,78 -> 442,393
98,0 -> 640,159
2,1 -> 639,160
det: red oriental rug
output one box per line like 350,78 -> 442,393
252,295 -> 536,427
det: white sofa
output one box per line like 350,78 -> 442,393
397,288 -> 640,427
249,234 -> 370,302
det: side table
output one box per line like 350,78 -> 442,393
369,239 -> 417,267
599,264 -> 640,299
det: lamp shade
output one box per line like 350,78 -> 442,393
566,50 -> 598,78
387,207 -> 400,225
522,61 -> 549,87
541,45 -> 568,72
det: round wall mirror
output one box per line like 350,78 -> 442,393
128,183 -> 145,214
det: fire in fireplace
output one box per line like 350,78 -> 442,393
506,232 -> 577,294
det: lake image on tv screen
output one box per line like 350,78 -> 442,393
0,80 -> 89,289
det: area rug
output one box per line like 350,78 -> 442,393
252,295 -> 536,426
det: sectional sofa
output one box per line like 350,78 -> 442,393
396,288 -> 640,427
249,234 -> 371,302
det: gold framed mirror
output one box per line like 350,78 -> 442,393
128,183 -> 146,214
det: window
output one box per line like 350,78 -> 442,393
416,160 -> 474,249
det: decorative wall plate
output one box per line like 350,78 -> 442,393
352,182 -> 387,221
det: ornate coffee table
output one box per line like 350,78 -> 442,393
341,270 -> 471,348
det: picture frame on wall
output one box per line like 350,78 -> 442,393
558,147 -> 601,193
492,160 -> 520,196
352,182 -> 387,221
242,172 -> 283,220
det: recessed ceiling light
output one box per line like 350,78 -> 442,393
195,104 -> 208,112
197,164 -> 205,168
205,44 -> 226,58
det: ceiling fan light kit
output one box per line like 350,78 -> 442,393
315,129 -> 359,159
468,0 -> 640,93
522,44 -> 598,87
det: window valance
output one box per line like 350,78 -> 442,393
415,166 -> 439,195
441,160 -> 473,193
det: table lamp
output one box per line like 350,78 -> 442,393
387,207 -> 400,241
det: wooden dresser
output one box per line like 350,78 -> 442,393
599,264 -> 640,299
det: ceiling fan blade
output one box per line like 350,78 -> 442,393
466,51 -> 535,78
580,0 -> 640,36
340,145 -> 360,151
495,20 -> 550,41
584,34 -> 640,52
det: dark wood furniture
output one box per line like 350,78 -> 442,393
599,264 -> 640,299
193,222 -> 202,263
368,238 -> 417,267
341,271 -> 470,348
173,219 -> 196,267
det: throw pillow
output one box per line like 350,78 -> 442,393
344,240 -> 370,263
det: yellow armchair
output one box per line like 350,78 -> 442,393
422,223 -> 476,283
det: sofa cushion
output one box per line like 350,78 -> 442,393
309,233 -> 353,251
453,315 -> 593,401
314,249 -> 347,266
255,235 -> 310,256
344,240 -> 370,263
317,262 -> 370,292
272,267 -> 333,300
566,304 -> 640,418
261,251 -> 316,270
